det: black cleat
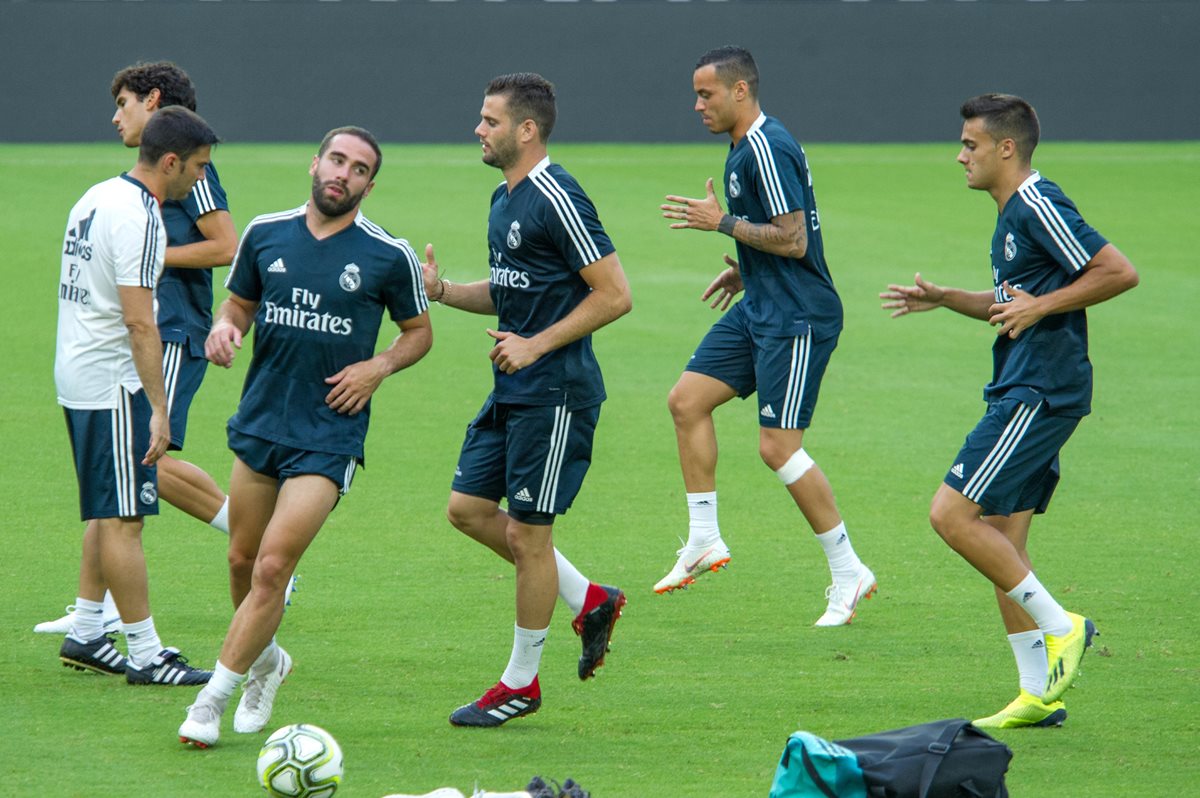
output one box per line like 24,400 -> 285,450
449,678 -> 541,727
125,647 -> 212,686
60,633 -> 126,675
573,585 -> 626,680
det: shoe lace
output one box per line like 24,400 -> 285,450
824,583 -> 844,605
186,702 -> 220,724
241,675 -> 263,711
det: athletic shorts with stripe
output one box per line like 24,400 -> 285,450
684,301 -> 837,430
451,396 -> 600,525
63,387 -> 159,521
944,397 -> 1079,517
228,428 -> 358,496
162,340 -> 209,450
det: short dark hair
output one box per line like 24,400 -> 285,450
317,126 -> 383,179
960,93 -> 1040,162
485,73 -> 557,143
111,61 -> 197,112
138,106 -> 219,165
696,46 -> 760,99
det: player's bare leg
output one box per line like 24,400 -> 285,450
974,509 -> 1068,728
226,457 -> 281,607
656,372 -> 737,593
446,491 -> 516,563
158,454 -> 227,527
762,427 -> 875,625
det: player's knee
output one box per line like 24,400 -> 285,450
928,490 -> 965,544
227,546 -> 256,581
445,497 -> 477,533
667,382 -> 706,424
251,553 -> 294,596
771,447 -> 815,485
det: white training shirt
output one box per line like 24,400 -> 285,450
55,174 -> 164,409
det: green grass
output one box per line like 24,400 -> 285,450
1,140 -> 1197,797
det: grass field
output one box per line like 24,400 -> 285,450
1,139 -> 1197,797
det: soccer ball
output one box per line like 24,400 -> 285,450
256,723 -> 343,798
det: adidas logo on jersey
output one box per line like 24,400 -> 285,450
951,463 -> 965,478
760,404 -> 776,419
514,487 -> 534,503
267,258 -> 287,273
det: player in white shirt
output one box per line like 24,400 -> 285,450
56,107 -> 220,686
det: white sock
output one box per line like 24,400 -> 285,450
686,491 -> 720,547
815,522 -> 863,584
1006,572 -> 1072,637
209,497 -> 230,535
68,597 -> 106,642
554,549 -> 589,616
1008,629 -> 1050,698
198,661 -> 247,709
122,616 -> 164,668
499,624 -> 547,690
249,639 -> 280,677
101,590 -> 119,621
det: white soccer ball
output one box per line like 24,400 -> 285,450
256,723 -> 344,798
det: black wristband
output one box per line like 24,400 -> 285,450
717,214 -> 736,236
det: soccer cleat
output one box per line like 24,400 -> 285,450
60,633 -> 127,675
234,646 -> 293,733
36,606 -> 121,636
126,647 -> 213,686
973,690 -> 1067,729
1043,613 -> 1097,703
572,585 -> 626,680
814,564 -> 877,626
653,540 -> 731,594
285,574 -> 299,609
449,678 -> 541,728
178,700 -> 222,748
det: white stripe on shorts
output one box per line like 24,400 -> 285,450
537,407 -> 572,514
162,341 -> 183,418
111,390 -> 137,516
962,401 -> 1042,503
341,459 -> 357,495
780,331 -> 812,430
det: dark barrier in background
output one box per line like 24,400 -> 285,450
1,0 -> 1195,144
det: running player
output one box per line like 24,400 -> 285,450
880,93 -> 1138,726
658,46 -> 876,627
425,73 -> 632,727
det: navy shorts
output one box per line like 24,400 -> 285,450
451,396 -> 600,525
229,427 -> 358,495
685,301 -> 837,429
944,398 -> 1080,516
163,340 -> 209,451
63,387 -> 159,521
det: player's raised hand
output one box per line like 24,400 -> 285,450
880,272 -> 945,318
205,319 -> 243,367
324,358 -> 389,415
700,254 -> 744,310
422,243 -> 441,298
487,328 -> 543,374
663,178 -> 724,232
989,281 -> 1043,339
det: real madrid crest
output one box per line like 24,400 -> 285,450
339,263 -> 362,292
1003,232 -> 1017,262
507,220 -> 522,250
729,171 -> 741,199
140,481 -> 157,505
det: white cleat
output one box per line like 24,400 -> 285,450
234,646 -> 293,733
34,606 -> 121,636
815,565 -> 877,626
179,700 -> 222,748
653,540 -> 731,594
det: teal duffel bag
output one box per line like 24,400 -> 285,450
769,731 -> 868,798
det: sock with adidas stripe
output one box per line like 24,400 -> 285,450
123,616 -> 164,669
500,624 -> 548,690
1008,629 -> 1050,698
